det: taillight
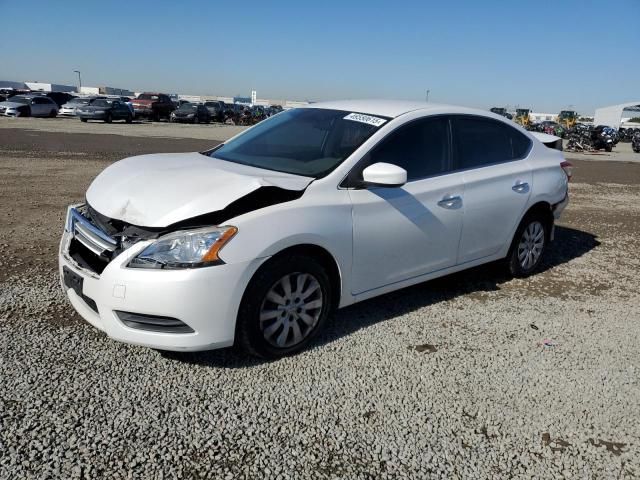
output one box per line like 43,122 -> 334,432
560,161 -> 573,182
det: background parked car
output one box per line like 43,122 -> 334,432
46,91 -> 76,108
169,103 -> 211,123
78,98 -> 133,123
203,100 -> 226,122
0,95 -> 58,117
131,92 -> 175,121
59,96 -> 103,117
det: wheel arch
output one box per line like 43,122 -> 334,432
250,243 -> 343,311
523,201 -> 554,233
507,201 -> 554,256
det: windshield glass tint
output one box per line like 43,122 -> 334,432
8,96 -> 29,104
69,98 -> 90,105
139,94 -> 159,100
210,108 -> 386,177
178,105 -> 197,111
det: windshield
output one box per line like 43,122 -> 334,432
7,96 -> 30,104
178,104 -> 197,112
90,99 -> 112,107
209,108 -> 387,177
138,94 -> 159,100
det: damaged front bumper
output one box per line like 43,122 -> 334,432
58,205 -> 264,351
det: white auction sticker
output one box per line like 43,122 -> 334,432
343,112 -> 387,127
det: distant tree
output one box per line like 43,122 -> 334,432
628,117 -> 640,123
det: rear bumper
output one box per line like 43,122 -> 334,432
132,107 -> 153,117
79,112 -> 107,120
552,193 -> 569,219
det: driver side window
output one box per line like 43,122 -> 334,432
367,116 -> 451,181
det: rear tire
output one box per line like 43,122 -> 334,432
236,254 -> 333,359
105,113 -> 112,123
49,110 -> 57,118
80,118 -> 88,123
506,214 -> 549,278
125,114 -> 133,124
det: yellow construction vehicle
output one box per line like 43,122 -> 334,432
514,108 -> 531,128
557,110 -> 578,129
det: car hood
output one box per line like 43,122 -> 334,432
0,101 -> 26,108
86,152 -> 313,228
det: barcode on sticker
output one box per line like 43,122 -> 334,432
343,113 -> 387,127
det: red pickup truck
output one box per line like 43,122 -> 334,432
130,93 -> 175,121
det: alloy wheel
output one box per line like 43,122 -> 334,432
517,221 -> 545,270
259,272 -> 323,348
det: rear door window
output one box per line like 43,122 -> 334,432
452,116 -> 531,170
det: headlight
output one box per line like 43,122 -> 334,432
128,226 -> 237,269
187,113 -> 195,117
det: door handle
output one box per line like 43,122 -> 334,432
512,181 -> 530,193
437,195 -> 462,209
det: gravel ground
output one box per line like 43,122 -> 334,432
1,123 -> 639,479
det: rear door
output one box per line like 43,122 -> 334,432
452,115 -> 533,263
348,116 -> 465,294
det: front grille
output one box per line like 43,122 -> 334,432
66,206 -> 119,274
115,311 -> 194,333
82,294 -> 99,313
68,237 -> 111,274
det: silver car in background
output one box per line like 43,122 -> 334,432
0,95 -> 59,117
59,97 -> 101,117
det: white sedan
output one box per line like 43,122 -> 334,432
59,100 -> 570,358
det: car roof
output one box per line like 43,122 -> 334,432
303,99 -> 484,118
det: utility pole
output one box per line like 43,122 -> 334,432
73,70 -> 82,93
426,90 -> 430,102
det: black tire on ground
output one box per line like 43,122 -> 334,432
236,253 -> 333,359
506,212 -> 550,278
21,107 -> 31,117
605,145 -> 612,152
49,110 -> 57,118
80,118 -> 88,123
126,114 -> 133,124
105,113 -> 112,123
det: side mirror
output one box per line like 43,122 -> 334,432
362,162 -> 407,188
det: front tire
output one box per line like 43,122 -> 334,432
104,113 -> 112,123
80,118 -> 88,122
507,215 -> 548,277
236,254 -> 333,358
49,110 -> 57,118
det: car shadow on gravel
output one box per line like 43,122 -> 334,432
161,226 -> 599,368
